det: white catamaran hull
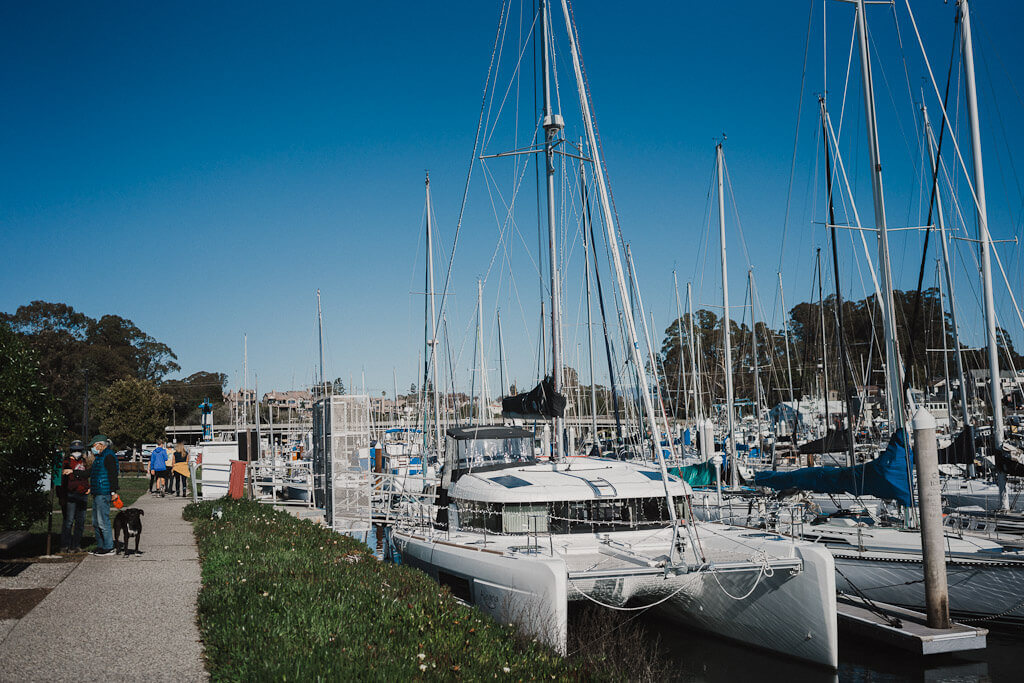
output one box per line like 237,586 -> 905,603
394,525 -> 838,668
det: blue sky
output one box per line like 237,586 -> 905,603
3,1 -> 1024,398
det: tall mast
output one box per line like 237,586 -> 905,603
855,0 -> 905,434
687,282 -> 700,420
425,174 -> 443,457
922,104 -> 971,434
582,163 -> 600,447
820,96 -> 858,467
559,0 -> 677,529
540,0 -> 565,460
816,249 -> 830,434
317,290 -> 325,395
242,333 -> 249,430
936,260 -> 954,427
476,278 -> 488,424
960,0 -> 1003,458
673,272 -> 689,420
779,273 -> 796,425
716,142 -> 738,486
749,269 -> 763,459
497,310 -> 507,398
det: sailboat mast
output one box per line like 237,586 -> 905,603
922,105 -> 970,433
716,142 -> 738,486
749,270 -> 763,459
855,0 -> 905,434
539,0 -> 565,460
959,0 -> 1002,454
425,174 -> 443,457
779,273 -> 796,427
820,97 -> 858,467
816,249 -> 830,434
581,164 -> 600,447
687,282 -> 700,420
476,279 -> 488,424
673,272 -> 689,421
559,0 -> 677,528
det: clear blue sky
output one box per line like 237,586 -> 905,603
3,1 -> 1024,398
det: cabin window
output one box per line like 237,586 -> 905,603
501,503 -> 549,534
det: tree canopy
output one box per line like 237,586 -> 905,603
0,322 -> 62,529
94,378 -> 174,448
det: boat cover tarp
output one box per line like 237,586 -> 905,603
754,429 -> 913,506
798,428 -> 851,455
938,426 -> 975,465
501,376 -> 566,419
669,460 -> 717,487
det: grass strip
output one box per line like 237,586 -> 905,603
185,498 -> 586,681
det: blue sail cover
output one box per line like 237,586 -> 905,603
754,429 -> 914,506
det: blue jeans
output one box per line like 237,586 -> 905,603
92,494 -> 113,551
61,493 -> 87,550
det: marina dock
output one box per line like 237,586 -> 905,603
837,594 -> 988,655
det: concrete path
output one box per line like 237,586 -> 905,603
0,492 -> 207,682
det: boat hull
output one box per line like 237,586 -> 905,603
832,551 -> 1024,626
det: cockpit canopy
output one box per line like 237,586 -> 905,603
443,426 -> 536,484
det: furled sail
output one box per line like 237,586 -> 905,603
798,428 -> 851,455
754,429 -> 913,506
501,376 -> 566,420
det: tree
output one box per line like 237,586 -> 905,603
1,301 -> 181,436
93,378 -> 173,448
162,371 -> 228,424
0,322 -> 62,529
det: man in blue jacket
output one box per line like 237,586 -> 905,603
149,439 -> 168,497
88,435 -> 119,556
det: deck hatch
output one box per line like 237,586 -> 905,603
489,475 -> 532,488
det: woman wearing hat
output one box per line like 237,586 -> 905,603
87,435 -> 119,556
60,440 -> 90,553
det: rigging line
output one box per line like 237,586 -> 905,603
833,9 -> 859,145
779,0 -> 816,273
722,156 -> 753,271
889,0 -> 921,144
480,1 -> 513,151
902,14 -> 959,398
436,0 -> 508,350
903,0 -> 992,240
479,146 -> 542,283
482,11 -> 539,151
866,22 -> 919,181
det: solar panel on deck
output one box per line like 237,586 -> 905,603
489,475 -> 532,488
640,471 -> 664,481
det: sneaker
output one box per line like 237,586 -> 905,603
90,548 -> 114,556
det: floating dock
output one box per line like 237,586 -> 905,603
837,594 -> 988,655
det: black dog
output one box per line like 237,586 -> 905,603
113,508 -> 144,555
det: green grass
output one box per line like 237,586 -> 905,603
184,498 -> 586,681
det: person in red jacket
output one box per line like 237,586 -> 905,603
60,440 -> 90,553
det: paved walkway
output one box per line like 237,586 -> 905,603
0,492 -> 207,682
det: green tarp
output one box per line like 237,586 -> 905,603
669,460 -> 717,487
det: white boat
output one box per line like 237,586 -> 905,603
941,476 -> 1024,512
803,515 -> 1024,625
393,426 -> 839,668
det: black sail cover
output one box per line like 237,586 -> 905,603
501,376 -> 566,419
799,428 -> 851,455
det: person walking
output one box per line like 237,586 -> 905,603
149,439 -> 168,497
88,435 -> 119,556
60,440 -> 89,553
172,445 -> 189,497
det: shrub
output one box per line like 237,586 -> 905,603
0,323 -> 62,530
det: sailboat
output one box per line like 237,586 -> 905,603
392,0 -> 838,668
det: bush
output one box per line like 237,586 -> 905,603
185,498 -> 582,680
0,323 -> 62,530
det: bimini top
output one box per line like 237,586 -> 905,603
446,426 -> 534,441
